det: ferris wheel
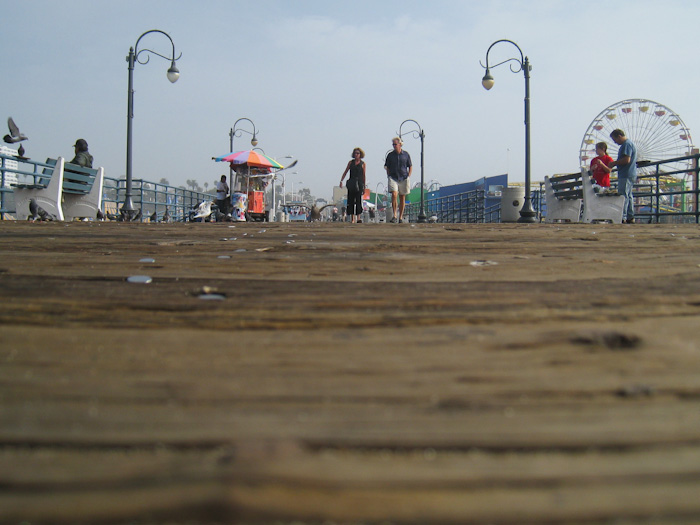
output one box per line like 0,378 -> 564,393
580,99 -> 695,177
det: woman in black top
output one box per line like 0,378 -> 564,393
340,147 -> 366,223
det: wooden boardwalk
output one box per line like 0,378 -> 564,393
1,221 -> 700,524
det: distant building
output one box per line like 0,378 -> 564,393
0,146 -> 19,187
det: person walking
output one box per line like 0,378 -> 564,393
609,129 -> 637,223
215,175 -> 230,215
384,137 -> 412,223
340,147 -> 366,224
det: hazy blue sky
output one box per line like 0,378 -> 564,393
3,0 -> 699,198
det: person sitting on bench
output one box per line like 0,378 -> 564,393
70,139 -> 93,168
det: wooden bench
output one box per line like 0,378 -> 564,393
581,168 -> 625,224
543,172 -> 583,223
11,157 -> 104,221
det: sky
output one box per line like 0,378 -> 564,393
3,0 -> 700,200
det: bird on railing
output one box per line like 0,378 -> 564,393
96,209 -> 105,221
17,143 -> 26,158
4,117 -> 28,144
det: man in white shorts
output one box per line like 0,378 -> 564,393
383,137 -> 412,223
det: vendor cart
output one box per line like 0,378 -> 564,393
213,150 -> 286,222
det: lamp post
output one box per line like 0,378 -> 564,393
229,118 -> 258,192
291,179 -> 303,202
375,181 -> 385,223
123,29 -> 180,221
480,39 -> 536,223
283,171 -> 298,204
398,119 -> 426,223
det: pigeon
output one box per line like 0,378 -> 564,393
28,198 -> 54,221
96,209 -> 105,221
4,117 -> 28,144
162,209 -> 171,223
106,212 -> 120,221
150,211 -> 157,222
17,143 -> 26,158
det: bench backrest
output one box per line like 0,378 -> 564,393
62,162 -> 98,194
548,172 -> 583,200
45,158 -> 98,194
39,158 -> 57,186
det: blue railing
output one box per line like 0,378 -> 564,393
631,154 -> 699,223
101,176 -> 213,222
403,188 -> 543,223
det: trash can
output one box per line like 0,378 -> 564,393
500,187 -> 525,223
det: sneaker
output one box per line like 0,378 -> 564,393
625,218 -> 635,224
398,218 -> 405,223
357,219 -> 362,223
390,217 -> 398,223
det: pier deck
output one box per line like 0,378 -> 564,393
1,221 -> 700,524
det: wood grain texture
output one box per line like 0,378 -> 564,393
1,221 -> 699,524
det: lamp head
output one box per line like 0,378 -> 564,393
251,134 -> 258,147
167,62 -> 180,83
481,70 -> 494,90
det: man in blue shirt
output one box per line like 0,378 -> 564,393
384,137 -> 412,223
610,129 -> 637,223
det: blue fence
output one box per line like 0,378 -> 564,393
101,176 -> 213,222
403,188 -> 543,223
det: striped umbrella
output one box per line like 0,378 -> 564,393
214,150 -> 284,169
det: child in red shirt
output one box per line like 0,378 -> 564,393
590,142 -> 613,187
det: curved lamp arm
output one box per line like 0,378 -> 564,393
132,29 -> 181,83
479,39 -> 526,90
398,119 -> 425,140
230,117 -> 259,147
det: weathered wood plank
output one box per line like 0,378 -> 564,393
1,222 -> 700,523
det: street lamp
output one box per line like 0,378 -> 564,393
291,178 -> 303,202
375,181 -> 385,222
229,118 -> 258,151
480,39 -> 536,223
123,29 -> 181,221
283,171 -> 298,205
229,118 -> 258,191
398,119 -> 426,223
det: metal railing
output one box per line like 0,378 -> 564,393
631,154 -> 699,223
404,189 -> 497,223
101,176 -> 213,222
